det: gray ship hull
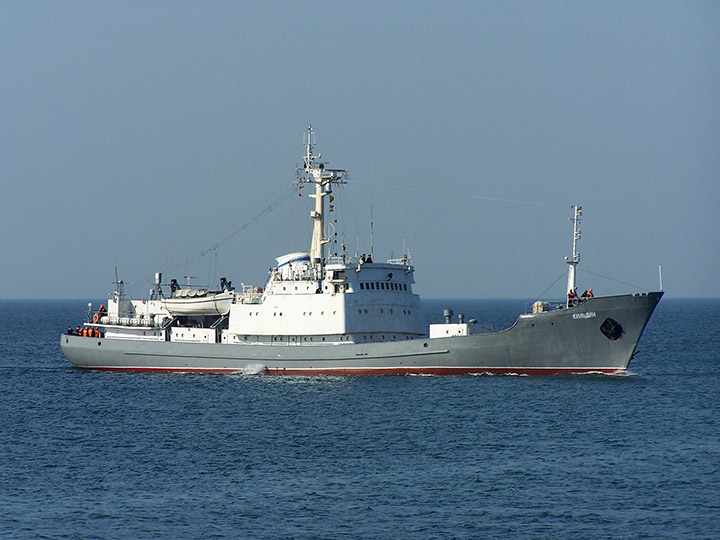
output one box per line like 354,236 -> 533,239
61,292 -> 662,375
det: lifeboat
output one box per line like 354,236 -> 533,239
161,289 -> 234,316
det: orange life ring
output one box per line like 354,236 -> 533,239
93,313 -> 100,323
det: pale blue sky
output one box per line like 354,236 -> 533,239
1,1 -> 718,299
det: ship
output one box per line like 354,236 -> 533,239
61,126 -> 663,375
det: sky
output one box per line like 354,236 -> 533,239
1,1 -> 718,300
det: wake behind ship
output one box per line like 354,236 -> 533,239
61,127 -> 662,375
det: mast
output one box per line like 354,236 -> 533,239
296,125 -> 348,269
565,204 -> 582,297
112,266 -> 126,302
370,190 -> 374,260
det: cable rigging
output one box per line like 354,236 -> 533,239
125,185 -> 297,295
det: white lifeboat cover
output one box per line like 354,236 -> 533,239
276,252 -> 310,267
275,252 -> 311,280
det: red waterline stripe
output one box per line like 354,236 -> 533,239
266,367 -> 625,376
77,366 -> 625,376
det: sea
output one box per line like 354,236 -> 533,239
1,298 -> 718,540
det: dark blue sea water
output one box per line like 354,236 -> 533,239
1,298 -> 719,539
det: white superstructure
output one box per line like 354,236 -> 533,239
83,126 -> 425,347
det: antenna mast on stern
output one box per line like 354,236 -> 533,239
565,204 -> 582,298
297,125 -> 348,271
